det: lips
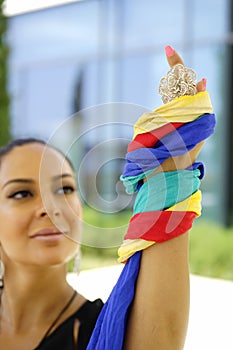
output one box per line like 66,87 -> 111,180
30,228 -> 65,239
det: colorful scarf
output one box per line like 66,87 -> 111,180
87,91 -> 215,349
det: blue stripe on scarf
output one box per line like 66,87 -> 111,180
121,161 -> 204,194
122,113 -> 215,177
87,251 -> 142,350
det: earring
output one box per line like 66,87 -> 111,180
0,260 -> 5,289
73,250 -> 82,276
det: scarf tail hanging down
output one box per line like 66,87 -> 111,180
87,92 -> 216,350
86,251 -> 141,350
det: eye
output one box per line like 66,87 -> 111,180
56,186 -> 75,195
8,190 -> 33,200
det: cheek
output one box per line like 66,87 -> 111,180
62,198 -> 83,240
67,201 -> 82,229
64,196 -> 82,219
0,207 -> 30,227
0,205 -> 31,244
0,217 -> 28,262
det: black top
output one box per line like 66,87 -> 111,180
35,299 -> 104,350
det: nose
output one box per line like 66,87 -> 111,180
35,197 -> 61,219
38,209 -> 47,218
36,205 -> 61,219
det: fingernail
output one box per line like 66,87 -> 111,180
202,78 -> 207,89
165,45 -> 175,57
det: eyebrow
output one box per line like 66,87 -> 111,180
52,173 -> 74,181
2,178 -> 34,189
2,174 -> 74,189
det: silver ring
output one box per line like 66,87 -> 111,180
158,63 -> 197,104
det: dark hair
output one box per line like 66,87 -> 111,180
0,137 -> 75,171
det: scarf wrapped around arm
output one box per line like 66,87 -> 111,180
87,91 -> 216,350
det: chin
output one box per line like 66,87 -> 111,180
34,249 -> 76,267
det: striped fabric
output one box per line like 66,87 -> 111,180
87,91 -> 216,350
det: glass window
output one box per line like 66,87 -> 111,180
192,0 -> 229,41
192,44 -> 228,223
7,1 -> 101,65
122,0 -> 185,51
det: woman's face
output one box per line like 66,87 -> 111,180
0,143 -> 82,268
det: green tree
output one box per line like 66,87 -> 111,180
0,0 -> 10,147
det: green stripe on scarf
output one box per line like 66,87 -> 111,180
133,169 -> 201,215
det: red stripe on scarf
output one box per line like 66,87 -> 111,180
128,122 -> 184,152
125,211 -> 196,242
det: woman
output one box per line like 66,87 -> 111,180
0,138 -> 104,349
0,47 -> 214,349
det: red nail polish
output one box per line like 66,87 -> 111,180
165,45 -> 175,57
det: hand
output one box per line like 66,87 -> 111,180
145,46 -> 207,179
165,45 -> 207,93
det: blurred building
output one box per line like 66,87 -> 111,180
5,0 -> 232,223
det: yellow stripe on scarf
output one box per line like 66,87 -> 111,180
118,239 -> 155,263
166,190 -> 202,217
134,91 -> 213,137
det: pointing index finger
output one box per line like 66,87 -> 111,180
165,45 -> 184,67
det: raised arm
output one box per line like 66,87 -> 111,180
87,46 -> 215,350
123,47 -> 212,350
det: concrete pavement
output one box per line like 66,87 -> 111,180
67,265 -> 233,349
